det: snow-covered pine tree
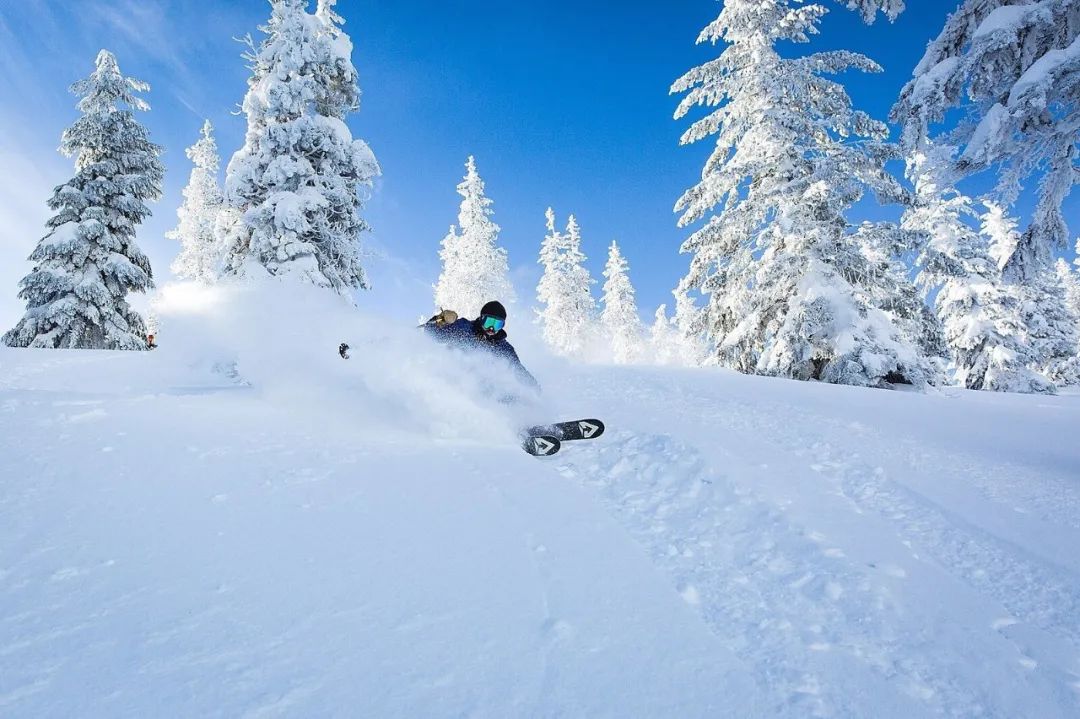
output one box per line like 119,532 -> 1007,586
894,142 -> 1025,385
649,304 -> 680,366
898,149 -> 1049,392
433,156 -> 515,318
854,220 -> 948,381
1059,257 -> 1080,321
892,0 -> 1080,282
672,0 -> 934,388
981,202 -> 1077,386
167,120 -> 223,283
536,209 -> 597,358
221,0 -> 380,293
670,278 -> 708,366
935,268 -> 1053,393
600,241 -> 643,364
1054,256 -> 1080,384
3,50 -> 162,350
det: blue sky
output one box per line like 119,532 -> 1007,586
0,0 -> 1075,329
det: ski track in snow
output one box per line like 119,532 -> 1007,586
552,373 -> 1080,718
558,432 -> 960,717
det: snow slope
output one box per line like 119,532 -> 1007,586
2,282 -> 1079,717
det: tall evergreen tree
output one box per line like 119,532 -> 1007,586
433,156 -> 515,317
672,0 -> 933,388
168,120 -> 223,284
536,210 -> 597,358
600,241 -> 643,364
221,0 -> 380,293
893,0 -> 1080,282
4,50 -> 162,350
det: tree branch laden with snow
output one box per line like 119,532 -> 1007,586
893,0 -> 1080,276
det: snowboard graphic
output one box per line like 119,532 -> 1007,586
521,434 -> 562,457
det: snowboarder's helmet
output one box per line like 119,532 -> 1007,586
480,301 -> 507,321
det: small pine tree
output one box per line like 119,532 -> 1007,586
433,156 -> 515,317
649,304 -> 680,366
536,209 -> 597,358
600,241 -> 643,364
221,0 -> 380,293
168,120 -> 223,283
1058,257 -> 1080,323
670,278 -> 708,366
1053,257 -> 1080,385
4,50 -> 162,350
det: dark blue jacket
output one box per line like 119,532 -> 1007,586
425,318 -> 539,389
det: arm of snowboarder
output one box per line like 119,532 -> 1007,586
501,343 -> 540,391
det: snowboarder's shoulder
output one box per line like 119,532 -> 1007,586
442,318 -> 476,337
448,318 -> 474,331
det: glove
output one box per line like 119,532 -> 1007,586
428,309 -> 458,327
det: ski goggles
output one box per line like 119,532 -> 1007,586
480,315 -> 505,332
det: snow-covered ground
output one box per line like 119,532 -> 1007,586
2,283 -> 1079,718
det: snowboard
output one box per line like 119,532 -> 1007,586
520,419 -> 605,456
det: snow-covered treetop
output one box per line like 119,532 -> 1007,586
843,0 -> 906,23
74,50 -> 150,116
601,241 -> 635,318
981,200 -> 1021,271
222,0 -> 380,292
672,0 -> 905,246
187,120 -> 219,174
457,156 -> 496,235
536,209 -> 597,357
688,0 -> 902,51
60,48 -> 163,214
168,120 -> 223,283
433,156 -> 513,316
601,240 -> 643,364
64,50 -> 160,181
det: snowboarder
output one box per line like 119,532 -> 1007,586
423,300 -> 539,390
337,300 -> 603,456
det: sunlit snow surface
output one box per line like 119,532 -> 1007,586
2,281 -> 1079,717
